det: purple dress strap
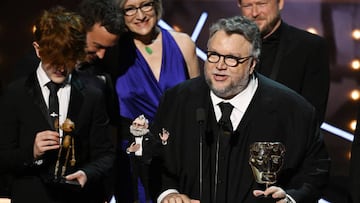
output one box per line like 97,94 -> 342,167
115,28 -> 188,122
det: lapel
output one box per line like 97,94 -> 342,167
232,74 -> 278,202
25,72 -> 86,130
66,73 -> 85,135
269,22 -> 295,80
25,73 -> 53,128
191,78 -> 214,144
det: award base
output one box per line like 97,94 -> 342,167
255,195 -> 277,203
52,177 -> 81,191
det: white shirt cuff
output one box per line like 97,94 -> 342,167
286,194 -> 296,203
157,189 -> 179,203
157,189 -> 295,203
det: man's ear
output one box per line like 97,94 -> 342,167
278,0 -> 284,11
237,0 -> 241,8
32,41 -> 41,59
249,58 -> 257,75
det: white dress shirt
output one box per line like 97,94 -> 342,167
211,76 -> 258,130
36,62 -> 71,140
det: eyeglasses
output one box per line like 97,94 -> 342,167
123,1 -> 154,16
206,51 -> 252,67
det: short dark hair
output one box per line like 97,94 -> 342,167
209,15 -> 261,60
78,0 -> 124,35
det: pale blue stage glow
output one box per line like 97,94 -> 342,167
109,195 -> 115,203
158,19 -> 173,30
196,47 -> 207,61
191,12 -> 208,42
321,122 -> 354,142
159,13 -> 208,61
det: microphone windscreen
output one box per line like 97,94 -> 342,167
196,108 -> 205,123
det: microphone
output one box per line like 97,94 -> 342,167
196,108 -> 205,124
196,108 -> 205,201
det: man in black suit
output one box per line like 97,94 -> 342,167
152,16 -> 330,203
0,6 -> 114,203
238,0 -> 330,123
7,1 -> 127,200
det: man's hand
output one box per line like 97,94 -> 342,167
253,186 -> 290,203
65,170 -> 87,188
33,130 -> 60,159
161,193 -> 199,203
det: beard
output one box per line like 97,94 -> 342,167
130,125 -> 150,137
205,71 -> 250,99
260,13 -> 281,38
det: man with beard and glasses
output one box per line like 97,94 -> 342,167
151,16 -> 329,203
126,115 -> 169,203
237,0 -> 330,123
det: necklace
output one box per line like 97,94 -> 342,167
145,46 -> 153,55
142,28 -> 160,55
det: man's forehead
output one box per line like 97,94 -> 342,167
210,31 -> 251,47
86,24 -> 119,47
240,0 -> 272,4
133,115 -> 148,125
133,119 -> 146,124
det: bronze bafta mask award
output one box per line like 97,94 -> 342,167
249,142 -> 285,188
53,118 -> 80,189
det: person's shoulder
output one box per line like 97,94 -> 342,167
6,73 -> 34,90
168,30 -> 191,40
1,74 -> 34,100
164,76 -> 206,96
283,22 -> 326,42
258,74 -> 312,107
71,71 -> 104,96
171,76 -> 204,89
167,29 -> 195,46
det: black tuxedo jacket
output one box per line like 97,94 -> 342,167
151,74 -> 330,203
259,22 -> 330,123
127,132 -> 160,165
0,72 -> 115,203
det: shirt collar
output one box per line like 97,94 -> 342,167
36,62 -> 72,88
263,20 -> 283,43
211,75 -> 258,113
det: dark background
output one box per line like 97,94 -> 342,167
1,0 -> 360,202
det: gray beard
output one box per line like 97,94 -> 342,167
130,125 -> 150,137
205,73 -> 250,99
